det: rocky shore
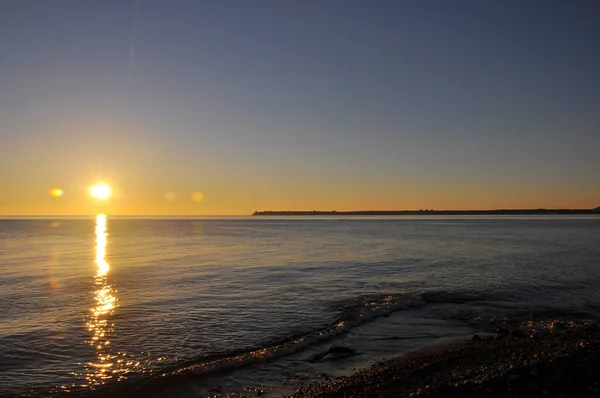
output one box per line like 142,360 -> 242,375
294,317 -> 600,397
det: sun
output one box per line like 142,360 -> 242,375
89,183 -> 112,201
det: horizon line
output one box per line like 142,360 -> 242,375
1,205 -> 599,218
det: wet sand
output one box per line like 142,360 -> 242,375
294,317 -> 600,397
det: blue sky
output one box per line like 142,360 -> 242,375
1,1 -> 599,214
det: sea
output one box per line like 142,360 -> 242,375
1,215 -> 599,397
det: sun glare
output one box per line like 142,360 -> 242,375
89,183 -> 112,201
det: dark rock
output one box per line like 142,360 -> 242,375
553,321 -> 567,331
496,327 -> 510,336
472,334 -> 483,342
511,329 -> 528,339
327,346 -> 356,355
307,346 -> 358,362
587,323 -> 600,333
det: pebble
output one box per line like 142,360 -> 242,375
497,327 -> 511,335
293,318 -> 600,398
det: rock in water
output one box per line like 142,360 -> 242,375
307,346 -> 358,362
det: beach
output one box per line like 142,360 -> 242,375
295,316 -> 600,398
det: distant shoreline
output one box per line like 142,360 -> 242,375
253,208 -> 600,216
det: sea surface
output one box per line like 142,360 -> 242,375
1,216 -> 599,397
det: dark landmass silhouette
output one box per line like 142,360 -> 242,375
254,208 -> 600,216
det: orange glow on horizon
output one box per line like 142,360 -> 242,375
0,178 -> 597,216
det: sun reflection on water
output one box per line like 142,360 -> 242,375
84,214 -> 124,387
95,215 -> 109,278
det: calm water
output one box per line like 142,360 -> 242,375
1,216 -> 599,396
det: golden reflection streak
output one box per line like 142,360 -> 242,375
85,214 -> 127,387
95,214 -> 109,277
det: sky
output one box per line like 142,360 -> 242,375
1,0 -> 599,215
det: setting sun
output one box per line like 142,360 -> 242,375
89,183 -> 112,201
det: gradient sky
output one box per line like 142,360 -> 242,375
1,1 -> 599,215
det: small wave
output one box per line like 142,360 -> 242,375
82,290 -> 497,396
109,290 -> 494,394
165,293 -> 433,373
419,291 -> 503,304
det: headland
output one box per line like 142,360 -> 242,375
253,208 -> 600,216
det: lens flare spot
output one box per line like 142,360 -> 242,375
191,191 -> 204,203
50,188 -> 64,197
89,183 -> 112,201
165,192 -> 176,201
